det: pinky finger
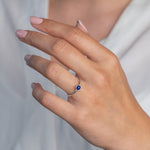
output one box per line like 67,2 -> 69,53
31,83 -> 75,122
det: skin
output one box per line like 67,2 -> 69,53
16,17 -> 150,149
48,0 -> 132,41
48,0 -> 132,66
16,0 -> 150,149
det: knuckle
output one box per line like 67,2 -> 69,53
45,62 -> 59,79
26,31 -> 37,45
27,55 -> 40,69
26,55 -> 35,65
40,92 -> 50,107
32,86 -> 37,98
52,39 -> 67,54
46,20 -> 54,28
66,27 -> 82,41
32,84 -> 41,99
108,53 -> 120,68
93,70 -> 108,87
99,73 -> 107,83
32,85 -> 51,108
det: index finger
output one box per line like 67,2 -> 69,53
30,16 -> 110,62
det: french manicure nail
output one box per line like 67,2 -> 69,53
31,83 -> 37,89
24,55 -> 32,63
16,30 -> 28,38
76,20 -> 88,33
30,16 -> 43,25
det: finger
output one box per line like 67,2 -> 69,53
25,55 -> 79,95
50,19 -> 88,70
32,83 -> 75,122
50,56 -> 68,70
29,16 -> 110,62
16,30 -> 92,79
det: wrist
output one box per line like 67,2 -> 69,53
115,110 -> 150,150
107,102 -> 150,150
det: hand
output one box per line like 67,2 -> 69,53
50,19 -> 88,69
16,16 -> 150,150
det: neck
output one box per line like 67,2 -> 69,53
49,0 -> 132,41
54,0 -> 131,15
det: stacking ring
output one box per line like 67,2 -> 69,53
68,79 -> 81,96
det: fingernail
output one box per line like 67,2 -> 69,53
31,83 -> 37,89
30,16 -> 43,25
76,20 -> 88,33
24,55 -> 32,63
16,29 -> 28,38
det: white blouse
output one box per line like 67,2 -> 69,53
0,0 -> 150,150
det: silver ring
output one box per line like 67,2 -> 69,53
68,79 -> 81,96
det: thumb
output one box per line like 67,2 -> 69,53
75,20 -> 88,33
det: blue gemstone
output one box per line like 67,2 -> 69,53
76,85 -> 81,90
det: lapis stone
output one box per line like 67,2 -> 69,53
76,85 -> 81,90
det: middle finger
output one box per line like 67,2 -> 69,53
16,30 -> 93,79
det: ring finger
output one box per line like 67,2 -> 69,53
25,55 -> 80,95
